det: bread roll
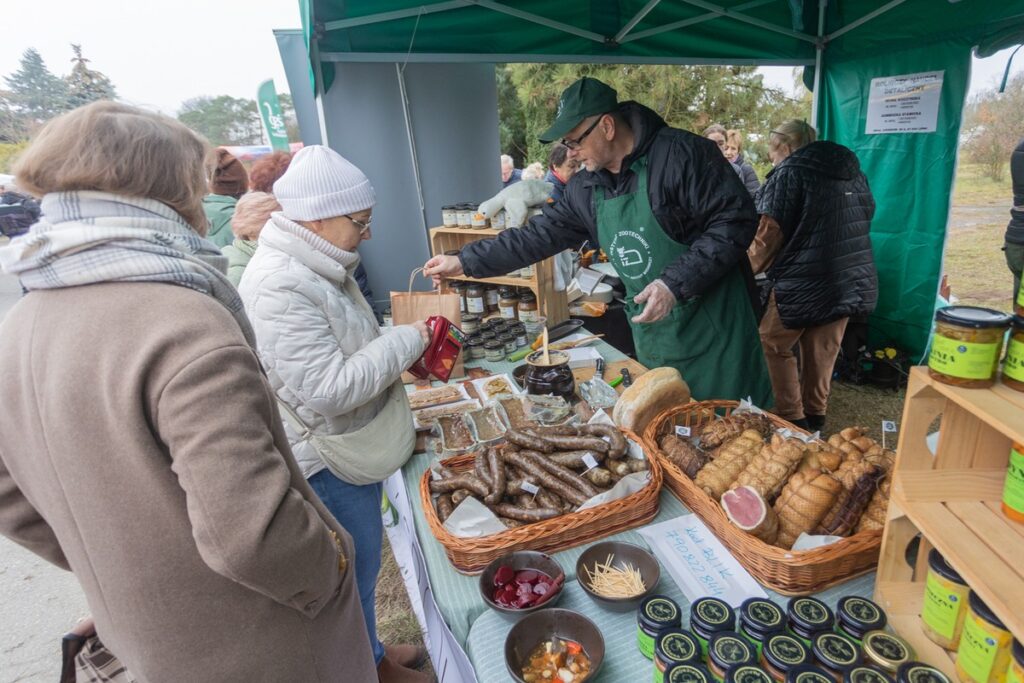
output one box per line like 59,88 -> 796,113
612,367 -> 691,433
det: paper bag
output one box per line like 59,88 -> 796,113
391,272 -> 464,382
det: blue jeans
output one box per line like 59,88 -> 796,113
308,469 -> 386,666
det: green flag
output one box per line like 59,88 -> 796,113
257,79 -> 290,151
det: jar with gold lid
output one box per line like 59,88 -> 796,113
927,306 -> 1011,388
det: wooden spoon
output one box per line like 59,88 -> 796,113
542,326 -> 550,365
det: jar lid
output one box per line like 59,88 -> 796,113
467,337 -> 484,346
484,340 -> 502,349
934,305 -> 1012,329
655,629 -> 701,666
726,665 -> 773,683
895,663 -> 951,683
740,598 -> 785,634
787,597 -> 834,632
845,665 -> 894,683
786,665 -> 834,683
836,597 -> 887,634
762,633 -> 811,672
498,287 -> 518,297
862,631 -> 913,671
638,595 -> 682,631
497,333 -> 514,342
481,331 -> 496,340
519,292 -> 537,303
926,549 -> 965,585
462,314 -> 481,322
967,590 -> 1007,630
812,632 -> 859,671
691,597 -> 736,633
665,663 -> 715,683
708,632 -> 756,670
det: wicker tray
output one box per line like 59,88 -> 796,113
419,429 -> 662,574
643,400 -> 881,595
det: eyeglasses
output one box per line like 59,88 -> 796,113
561,114 -> 605,150
346,214 -> 372,236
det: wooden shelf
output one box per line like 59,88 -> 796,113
445,274 -> 535,288
875,366 -> 1024,668
431,226 -> 505,237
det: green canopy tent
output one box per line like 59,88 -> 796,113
299,0 -> 1024,359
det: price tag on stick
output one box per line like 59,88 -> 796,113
675,426 -> 692,438
581,453 -> 600,473
882,420 -> 897,449
520,481 -> 540,500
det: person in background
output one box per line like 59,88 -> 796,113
750,119 -> 877,431
544,143 -> 579,201
0,182 -> 41,239
202,148 -> 248,248
0,102 -> 378,682
1006,138 -> 1024,299
500,153 -> 522,187
238,145 -> 431,683
703,123 -> 728,153
223,191 -> 279,287
725,129 -> 760,195
522,161 -> 545,181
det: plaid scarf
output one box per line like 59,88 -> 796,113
0,191 -> 255,347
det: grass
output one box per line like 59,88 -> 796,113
952,162 -> 1010,206
376,535 -> 434,676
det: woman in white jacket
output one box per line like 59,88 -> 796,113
239,146 -> 431,683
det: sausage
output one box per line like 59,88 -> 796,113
580,423 -> 628,458
514,493 -> 538,509
474,449 -> 493,487
485,448 -> 505,505
608,460 -> 632,477
546,449 -> 606,469
524,429 -> 610,454
429,474 -> 489,497
583,467 -> 613,487
499,517 -> 524,528
522,450 -> 600,498
499,450 -> 590,506
489,503 -> 562,522
505,428 -> 554,453
451,489 -> 473,506
435,494 -> 454,521
437,465 -> 457,479
536,489 -> 563,510
628,457 -> 650,473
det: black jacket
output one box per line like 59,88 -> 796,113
460,102 -> 757,301
1007,138 -> 1024,245
0,191 -> 40,238
756,141 -> 878,329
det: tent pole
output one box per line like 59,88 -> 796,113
324,1 -> 469,31
395,64 -> 430,241
615,0 -> 663,43
623,0 -> 774,44
311,37 -> 331,146
810,0 -> 826,128
472,1 -> 607,43
676,0 -> 816,43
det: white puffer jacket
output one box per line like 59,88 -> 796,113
239,214 -> 426,479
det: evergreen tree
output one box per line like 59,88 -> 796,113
65,44 -> 117,109
3,48 -> 69,129
178,95 -> 262,146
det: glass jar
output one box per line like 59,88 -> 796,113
470,205 -> 487,229
728,665 -> 774,683
862,631 -> 913,675
654,629 -> 701,683
787,598 -> 835,648
741,598 -> 787,658
691,598 -> 737,658
441,205 -> 458,227
760,633 -> 812,682
498,287 -> 520,320
1008,640 -> 1024,683
520,263 -> 535,279
511,323 -> 529,348
490,210 -> 506,230
637,595 -> 682,660
708,633 -> 757,682
485,285 -> 499,313
896,663 -> 950,683
480,330 -> 496,342
921,548 -> 970,650
1003,442 -> 1024,523
484,340 -> 504,363
835,597 -> 887,645
498,333 -> 516,355
845,665 -> 894,683
1002,317 -> 1024,392
927,306 -> 1011,388
451,281 -> 467,314
956,592 -> 1012,683
466,337 -> 486,360
461,314 -> 481,336
1016,277 -> 1024,317
518,292 -> 539,323
787,666 -> 835,683
456,203 -> 473,228
465,284 -> 486,315
666,663 -> 715,683
382,307 -> 393,327
812,632 -> 860,681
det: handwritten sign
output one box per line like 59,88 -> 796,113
866,71 -> 944,134
639,514 -> 766,607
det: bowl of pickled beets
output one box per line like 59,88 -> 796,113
480,550 -> 565,617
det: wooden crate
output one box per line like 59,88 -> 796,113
874,367 -> 1024,679
430,227 -> 569,325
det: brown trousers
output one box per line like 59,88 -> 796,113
759,293 -> 848,420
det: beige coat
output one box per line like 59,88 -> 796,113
0,282 -> 377,683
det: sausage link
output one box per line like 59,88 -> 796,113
489,503 -> 562,522
451,489 -> 473,505
579,423 -> 628,458
546,449 -> 606,469
485,448 -> 505,504
429,474 -> 489,497
524,429 -> 610,453
474,449 -> 493,487
435,494 -> 455,521
499,450 -> 590,506
505,428 -> 554,453
524,450 -> 600,498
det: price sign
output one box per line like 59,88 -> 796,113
581,453 -> 600,472
520,481 -> 540,496
675,426 -> 692,437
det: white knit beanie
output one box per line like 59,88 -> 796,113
273,145 -> 376,221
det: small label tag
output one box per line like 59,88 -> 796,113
582,453 -> 600,472
675,426 -> 692,437
882,421 -> 897,433
520,481 -> 540,495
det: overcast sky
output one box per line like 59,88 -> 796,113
3,1 -> 1022,116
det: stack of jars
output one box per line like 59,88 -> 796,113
440,203 -> 506,230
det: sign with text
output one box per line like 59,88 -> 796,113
866,71 -> 944,134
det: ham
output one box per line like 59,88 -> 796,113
721,485 -> 779,545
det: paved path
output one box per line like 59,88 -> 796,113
0,271 -> 90,683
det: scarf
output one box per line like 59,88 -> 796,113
0,191 -> 256,347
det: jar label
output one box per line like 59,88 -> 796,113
1009,661 -> 1024,683
842,597 -> 881,624
467,298 -> 485,314
794,598 -> 829,624
818,633 -> 857,665
1018,278 -> 1024,308
1003,447 -> 1024,515
644,598 -> 680,622
958,614 -> 1004,683
499,305 -> 517,319
712,636 -> 751,664
1005,338 -> 1024,382
928,336 -> 999,380
922,571 -> 965,641
637,625 -> 656,659
767,635 -> 806,664
519,310 -> 538,323
747,600 -> 783,627
661,633 -> 697,662
697,599 -> 730,625
731,666 -> 770,683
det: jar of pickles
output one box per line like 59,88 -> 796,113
927,306 -> 1011,388
787,598 -> 835,648
835,597 -> 887,645
691,597 -> 737,658
740,598 -> 787,657
667,663 -> 715,683
956,592 -> 1013,683
921,549 -> 970,650
1002,317 -> 1024,392
1002,442 -> 1024,524
761,633 -> 812,682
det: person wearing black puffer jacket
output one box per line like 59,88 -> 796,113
1006,138 -> 1024,301
750,120 -> 877,431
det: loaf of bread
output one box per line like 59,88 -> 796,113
612,367 -> 691,434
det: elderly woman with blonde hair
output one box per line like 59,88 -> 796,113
224,191 -> 279,286
0,101 -> 377,682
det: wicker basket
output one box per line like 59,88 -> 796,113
643,401 -> 881,595
420,429 -> 662,574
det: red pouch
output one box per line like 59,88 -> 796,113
407,316 -> 466,383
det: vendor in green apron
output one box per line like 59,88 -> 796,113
425,78 -> 772,406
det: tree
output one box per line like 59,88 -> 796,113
962,73 -> 1024,182
496,65 -> 527,166
177,95 -> 262,146
2,48 -> 69,131
65,44 -> 116,109
277,92 -> 300,142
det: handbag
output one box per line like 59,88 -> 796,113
277,380 -> 416,486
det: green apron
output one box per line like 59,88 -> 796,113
595,156 -> 773,406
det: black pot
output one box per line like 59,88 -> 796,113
524,350 -> 575,400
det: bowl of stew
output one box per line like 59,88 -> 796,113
504,608 -> 604,683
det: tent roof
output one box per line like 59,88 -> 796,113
302,1 -> 1024,67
